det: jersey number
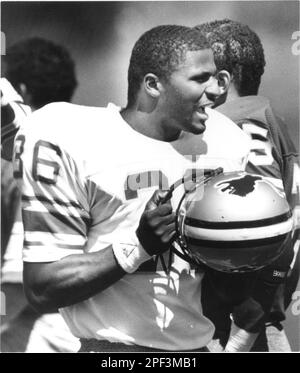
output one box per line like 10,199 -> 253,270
13,137 -> 61,185
32,140 -> 62,184
13,135 -> 25,178
242,122 -> 273,166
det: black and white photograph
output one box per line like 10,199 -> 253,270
0,0 -> 299,356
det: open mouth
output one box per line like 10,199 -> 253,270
198,103 -> 213,113
197,106 -> 206,114
196,106 -> 210,119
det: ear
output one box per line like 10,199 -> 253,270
217,70 -> 231,95
143,73 -> 161,99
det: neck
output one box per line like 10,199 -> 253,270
225,85 -> 240,102
121,107 -> 181,142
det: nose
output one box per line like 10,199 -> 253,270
204,76 -> 221,102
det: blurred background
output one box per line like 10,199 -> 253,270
1,0 -> 299,350
1,1 -> 299,144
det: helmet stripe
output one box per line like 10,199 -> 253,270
184,217 -> 293,241
184,210 -> 292,229
185,233 -> 290,249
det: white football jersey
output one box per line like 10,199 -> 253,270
14,102 -> 250,350
1,85 -> 31,282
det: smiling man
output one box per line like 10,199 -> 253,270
13,25 -> 250,352
148,49 -> 218,136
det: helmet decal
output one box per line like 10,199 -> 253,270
216,174 -> 262,197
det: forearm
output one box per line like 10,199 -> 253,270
24,245 -> 126,312
22,190 -> 174,313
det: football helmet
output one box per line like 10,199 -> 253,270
171,169 -> 293,273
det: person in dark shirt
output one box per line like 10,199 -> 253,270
195,19 -> 299,351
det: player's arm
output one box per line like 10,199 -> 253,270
23,246 -> 124,313
14,128 -> 175,312
23,190 -> 174,312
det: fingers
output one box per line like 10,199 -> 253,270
137,189 -> 176,255
161,229 -> 177,244
145,190 -> 171,211
147,210 -> 175,228
155,223 -> 176,243
147,204 -> 173,220
143,190 -> 175,230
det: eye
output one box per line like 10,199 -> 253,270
193,73 -> 211,84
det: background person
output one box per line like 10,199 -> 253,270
195,19 -> 300,352
1,37 -> 79,352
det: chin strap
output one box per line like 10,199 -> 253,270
161,167 -> 224,204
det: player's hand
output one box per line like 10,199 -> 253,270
136,190 -> 176,256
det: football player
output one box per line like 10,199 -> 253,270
195,19 -> 300,352
13,25 -> 251,352
1,38 -> 79,352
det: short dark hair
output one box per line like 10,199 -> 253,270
127,25 -> 210,107
4,37 -> 77,108
195,19 -> 265,96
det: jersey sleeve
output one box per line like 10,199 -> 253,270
1,77 -> 31,160
13,124 -> 91,263
1,101 -> 31,142
268,113 -> 299,206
